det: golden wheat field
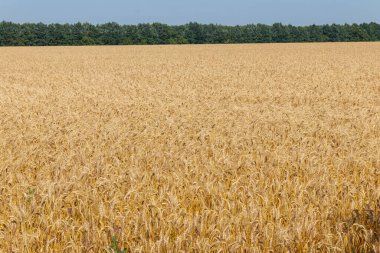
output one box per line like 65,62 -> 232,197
0,43 -> 379,252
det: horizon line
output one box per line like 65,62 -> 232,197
1,20 -> 379,27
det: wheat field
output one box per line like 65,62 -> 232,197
0,43 -> 379,252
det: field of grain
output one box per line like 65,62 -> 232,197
0,43 -> 379,252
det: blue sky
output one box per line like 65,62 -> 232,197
0,0 -> 379,25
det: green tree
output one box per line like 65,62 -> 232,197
0,21 -> 379,46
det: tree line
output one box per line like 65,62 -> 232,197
0,21 -> 379,46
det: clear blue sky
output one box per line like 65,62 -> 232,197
1,0 -> 379,25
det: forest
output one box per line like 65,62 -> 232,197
0,21 -> 379,46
